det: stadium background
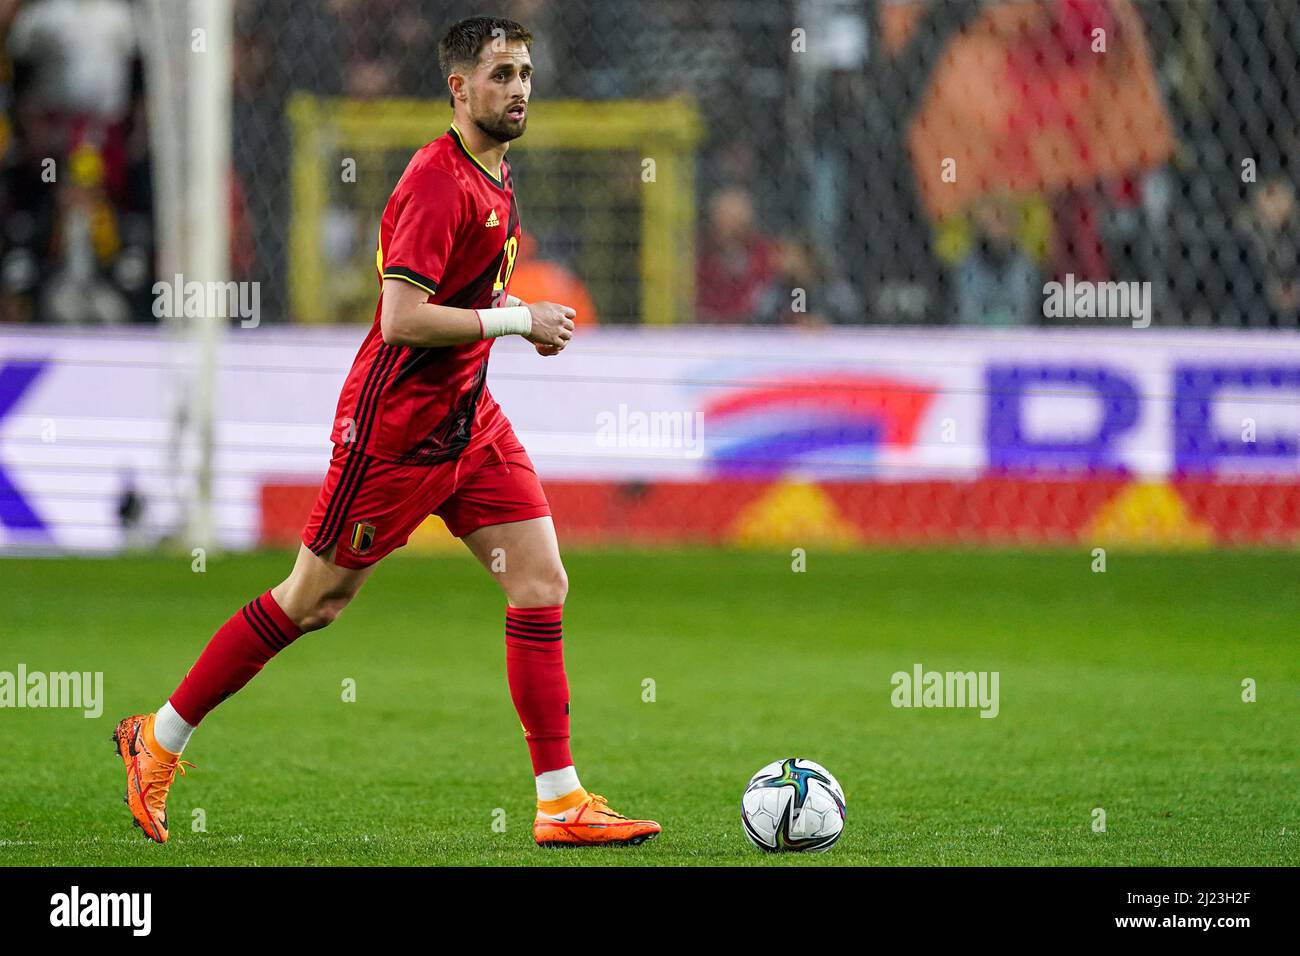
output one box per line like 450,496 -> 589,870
0,0 -> 1296,867
4,0 -> 1300,553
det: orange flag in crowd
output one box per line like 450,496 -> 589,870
882,0 -> 1176,221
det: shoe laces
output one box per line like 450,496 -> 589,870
586,794 -> 628,820
139,754 -> 195,810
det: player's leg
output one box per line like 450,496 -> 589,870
115,440 -> 458,843
167,542 -> 374,740
460,513 -> 568,605
155,543 -> 371,756
450,435 -> 659,846
461,516 -> 575,796
114,544 -> 372,842
114,441 -> 396,843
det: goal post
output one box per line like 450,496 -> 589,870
185,0 -> 232,552
138,0 -> 231,552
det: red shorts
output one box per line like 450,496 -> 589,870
300,425 -> 551,568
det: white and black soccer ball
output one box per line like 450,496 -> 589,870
741,757 -> 846,852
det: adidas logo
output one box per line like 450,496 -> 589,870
484,208 -> 500,228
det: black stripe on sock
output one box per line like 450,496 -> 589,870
249,597 -> 292,650
241,602 -> 282,653
504,619 -> 563,634
505,627 -> 564,640
505,628 -> 564,643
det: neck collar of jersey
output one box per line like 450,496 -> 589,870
449,123 -> 506,189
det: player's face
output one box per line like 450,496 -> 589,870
467,42 -> 532,144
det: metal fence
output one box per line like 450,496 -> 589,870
2,0 -> 1299,327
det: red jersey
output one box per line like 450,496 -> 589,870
329,124 -> 522,464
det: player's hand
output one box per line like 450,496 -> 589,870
524,301 -> 575,352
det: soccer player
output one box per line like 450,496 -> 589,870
112,16 -> 660,849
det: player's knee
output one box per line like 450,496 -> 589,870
544,565 -> 569,606
296,595 -> 352,632
511,566 -> 568,608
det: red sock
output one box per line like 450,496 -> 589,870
168,590 -> 303,725
505,605 -> 572,774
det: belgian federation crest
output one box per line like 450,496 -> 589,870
349,521 -> 376,554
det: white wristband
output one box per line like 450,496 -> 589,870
503,295 -> 524,308
476,305 -> 532,339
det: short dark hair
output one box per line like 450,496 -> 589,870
438,16 -> 533,107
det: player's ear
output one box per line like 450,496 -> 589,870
447,72 -> 468,106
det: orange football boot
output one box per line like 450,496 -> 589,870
533,789 -> 661,847
112,713 -> 194,843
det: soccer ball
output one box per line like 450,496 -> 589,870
741,757 -> 846,852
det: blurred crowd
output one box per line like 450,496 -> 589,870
3,0 -> 1299,327
0,0 -> 153,324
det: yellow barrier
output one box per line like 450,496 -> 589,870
287,95 -> 702,325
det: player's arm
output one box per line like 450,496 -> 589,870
379,278 -> 576,350
379,279 -> 480,346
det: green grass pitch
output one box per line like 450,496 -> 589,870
1,547 -> 1295,866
